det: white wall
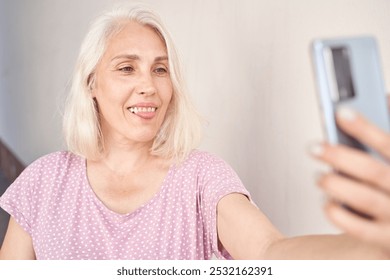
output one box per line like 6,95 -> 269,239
1,0 -> 390,236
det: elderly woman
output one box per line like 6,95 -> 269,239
0,5 -> 388,260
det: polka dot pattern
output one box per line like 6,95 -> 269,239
0,150 -> 250,260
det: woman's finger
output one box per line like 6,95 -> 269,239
311,143 -> 390,194
325,201 -> 390,252
318,173 -> 390,221
336,107 -> 390,160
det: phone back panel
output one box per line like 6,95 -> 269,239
312,36 -> 389,156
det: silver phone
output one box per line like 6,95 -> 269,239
311,36 -> 389,159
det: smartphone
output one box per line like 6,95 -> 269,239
311,36 -> 389,219
311,36 -> 389,159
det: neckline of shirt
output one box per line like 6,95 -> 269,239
79,156 -> 176,219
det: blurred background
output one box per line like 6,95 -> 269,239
1,0 -> 390,246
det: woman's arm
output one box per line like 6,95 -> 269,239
217,193 -> 388,259
0,217 -> 36,259
217,104 -> 390,259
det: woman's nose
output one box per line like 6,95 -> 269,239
135,73 -> 156,96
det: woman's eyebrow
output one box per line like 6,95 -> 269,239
111,54 -> 168,62
111,54 -> 140,62
154,56 -> 168,62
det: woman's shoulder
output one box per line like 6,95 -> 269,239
180,149 -> 234,173
33,150 -> 81,162
26,151 -> 83,172
186,149 -> 230,164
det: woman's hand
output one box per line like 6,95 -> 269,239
311,106 -> 390,255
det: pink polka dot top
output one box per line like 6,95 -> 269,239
0,150 -> 250,260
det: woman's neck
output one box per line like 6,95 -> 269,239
97,135 -> 156,175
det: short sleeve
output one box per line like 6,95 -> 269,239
197,153 -> 251,259
0,162 -> 38,235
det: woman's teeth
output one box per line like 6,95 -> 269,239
128,107 -> 157,114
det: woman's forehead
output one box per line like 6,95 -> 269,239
104,21 -> 167,58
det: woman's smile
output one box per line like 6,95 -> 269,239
128,102 -> 158,120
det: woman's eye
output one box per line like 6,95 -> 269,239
119,66 -> 134,73
154,67 -> 168,75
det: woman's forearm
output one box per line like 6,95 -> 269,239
264,234 -> 388,259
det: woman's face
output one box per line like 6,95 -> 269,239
92,21 -> 173,147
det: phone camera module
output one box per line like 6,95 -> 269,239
331,47 -> 356,101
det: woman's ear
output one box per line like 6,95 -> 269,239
87,73 -> 96,96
